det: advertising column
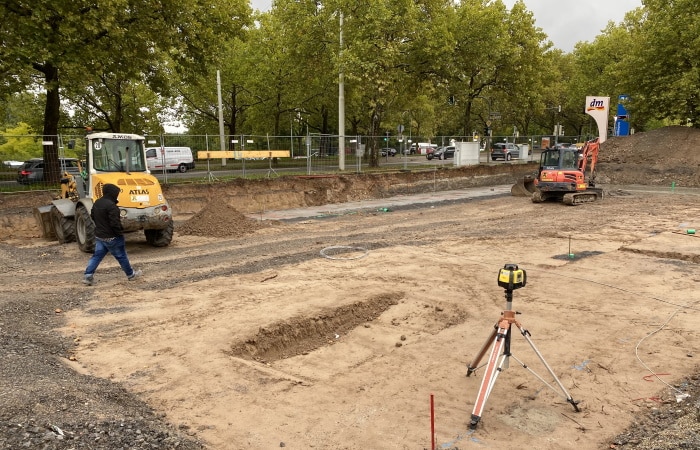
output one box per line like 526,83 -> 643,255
615,94 -> 630,136
585,96 -> 610,143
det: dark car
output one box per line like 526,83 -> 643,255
17,158 -> 81,184
380,147 -> 397,157
427,146 -> 456,160
490,143 -> 520,161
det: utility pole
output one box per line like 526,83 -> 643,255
555,105 -> 561,145
338,11 -> 345,171
217,70 -> 227,166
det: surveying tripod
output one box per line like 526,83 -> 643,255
466,264 -> 580,429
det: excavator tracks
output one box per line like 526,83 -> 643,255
562,189 -> 603,205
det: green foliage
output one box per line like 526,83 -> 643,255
0,92 -> 45,132
0,123 -> 43,162
621,0 -> 700,129
2,0 -> 698,148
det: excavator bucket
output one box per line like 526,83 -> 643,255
33,205 -> 56,239
511,174 -> 537,197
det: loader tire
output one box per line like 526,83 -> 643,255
145,220 -> 174,247
76,206 -> 96,253
51,206 -> 75,244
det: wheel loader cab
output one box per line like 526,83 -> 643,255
89,137 -> 147,175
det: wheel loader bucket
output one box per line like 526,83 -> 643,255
511,175 -> 537,197
33,205 -> 56,239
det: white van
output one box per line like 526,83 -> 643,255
146,147 -> 195,173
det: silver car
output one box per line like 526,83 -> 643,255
491,143 -> 520,161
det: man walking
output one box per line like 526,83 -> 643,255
83,183 -> 142,285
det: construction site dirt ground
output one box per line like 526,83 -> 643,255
1,126 -> 700,449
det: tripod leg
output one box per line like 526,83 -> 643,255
515,324 -> 580,412
467,325 -> 498,376
470,325 -> 510,429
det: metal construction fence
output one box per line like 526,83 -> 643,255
1,133 -> 585,191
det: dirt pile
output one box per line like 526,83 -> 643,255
598,126 -> 700,187
177,200 -> 271,237
600,126 -> 700,165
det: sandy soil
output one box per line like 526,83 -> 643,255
8,188 -> 697,449
2,126 -> 700,449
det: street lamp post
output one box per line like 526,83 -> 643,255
546,105 -> 562,145
338,11 -> 345,171
476,96 -> 493,155
405,139 -> 412,170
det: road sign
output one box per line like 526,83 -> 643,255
397,124 -> 404,133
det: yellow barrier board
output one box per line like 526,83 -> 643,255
197,150 -> 290,159
197,151 -> 236,159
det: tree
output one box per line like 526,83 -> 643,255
566,17 -> 637,137
1,1 -> 84,181
0,123 -> 45,162
499,1 -> 551,138
0,92 -> 45,133
329,0 -> 454,166
179,34 -> 259,139
620,0 -> 700,128
437,1 -> 549,138
0,0 -> 251,182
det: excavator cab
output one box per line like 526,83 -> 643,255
536,147 -> 580,176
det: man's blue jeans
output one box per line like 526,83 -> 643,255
84,236 -> 135,277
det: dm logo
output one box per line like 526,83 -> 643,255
586,98 -> 606,112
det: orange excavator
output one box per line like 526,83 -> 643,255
512,138 -> 603,205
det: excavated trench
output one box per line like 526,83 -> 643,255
227,293 -> 404,363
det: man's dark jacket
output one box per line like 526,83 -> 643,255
91,184 -> 123,239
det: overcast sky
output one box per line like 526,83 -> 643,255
250,0 -> 642,53
501,0 -> 642,52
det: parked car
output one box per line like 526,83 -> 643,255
380,147 -> 397,157
427,146 -> 456,160
490,143 -> 521,161
3,160 -> 23,169
17,157 -> 81,184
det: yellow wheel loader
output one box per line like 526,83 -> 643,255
35,132 -> 174,253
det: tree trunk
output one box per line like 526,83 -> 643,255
41,62 -> 61,184
367,108 -> 381,167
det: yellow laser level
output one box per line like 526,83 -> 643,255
497,264 -> 526,290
